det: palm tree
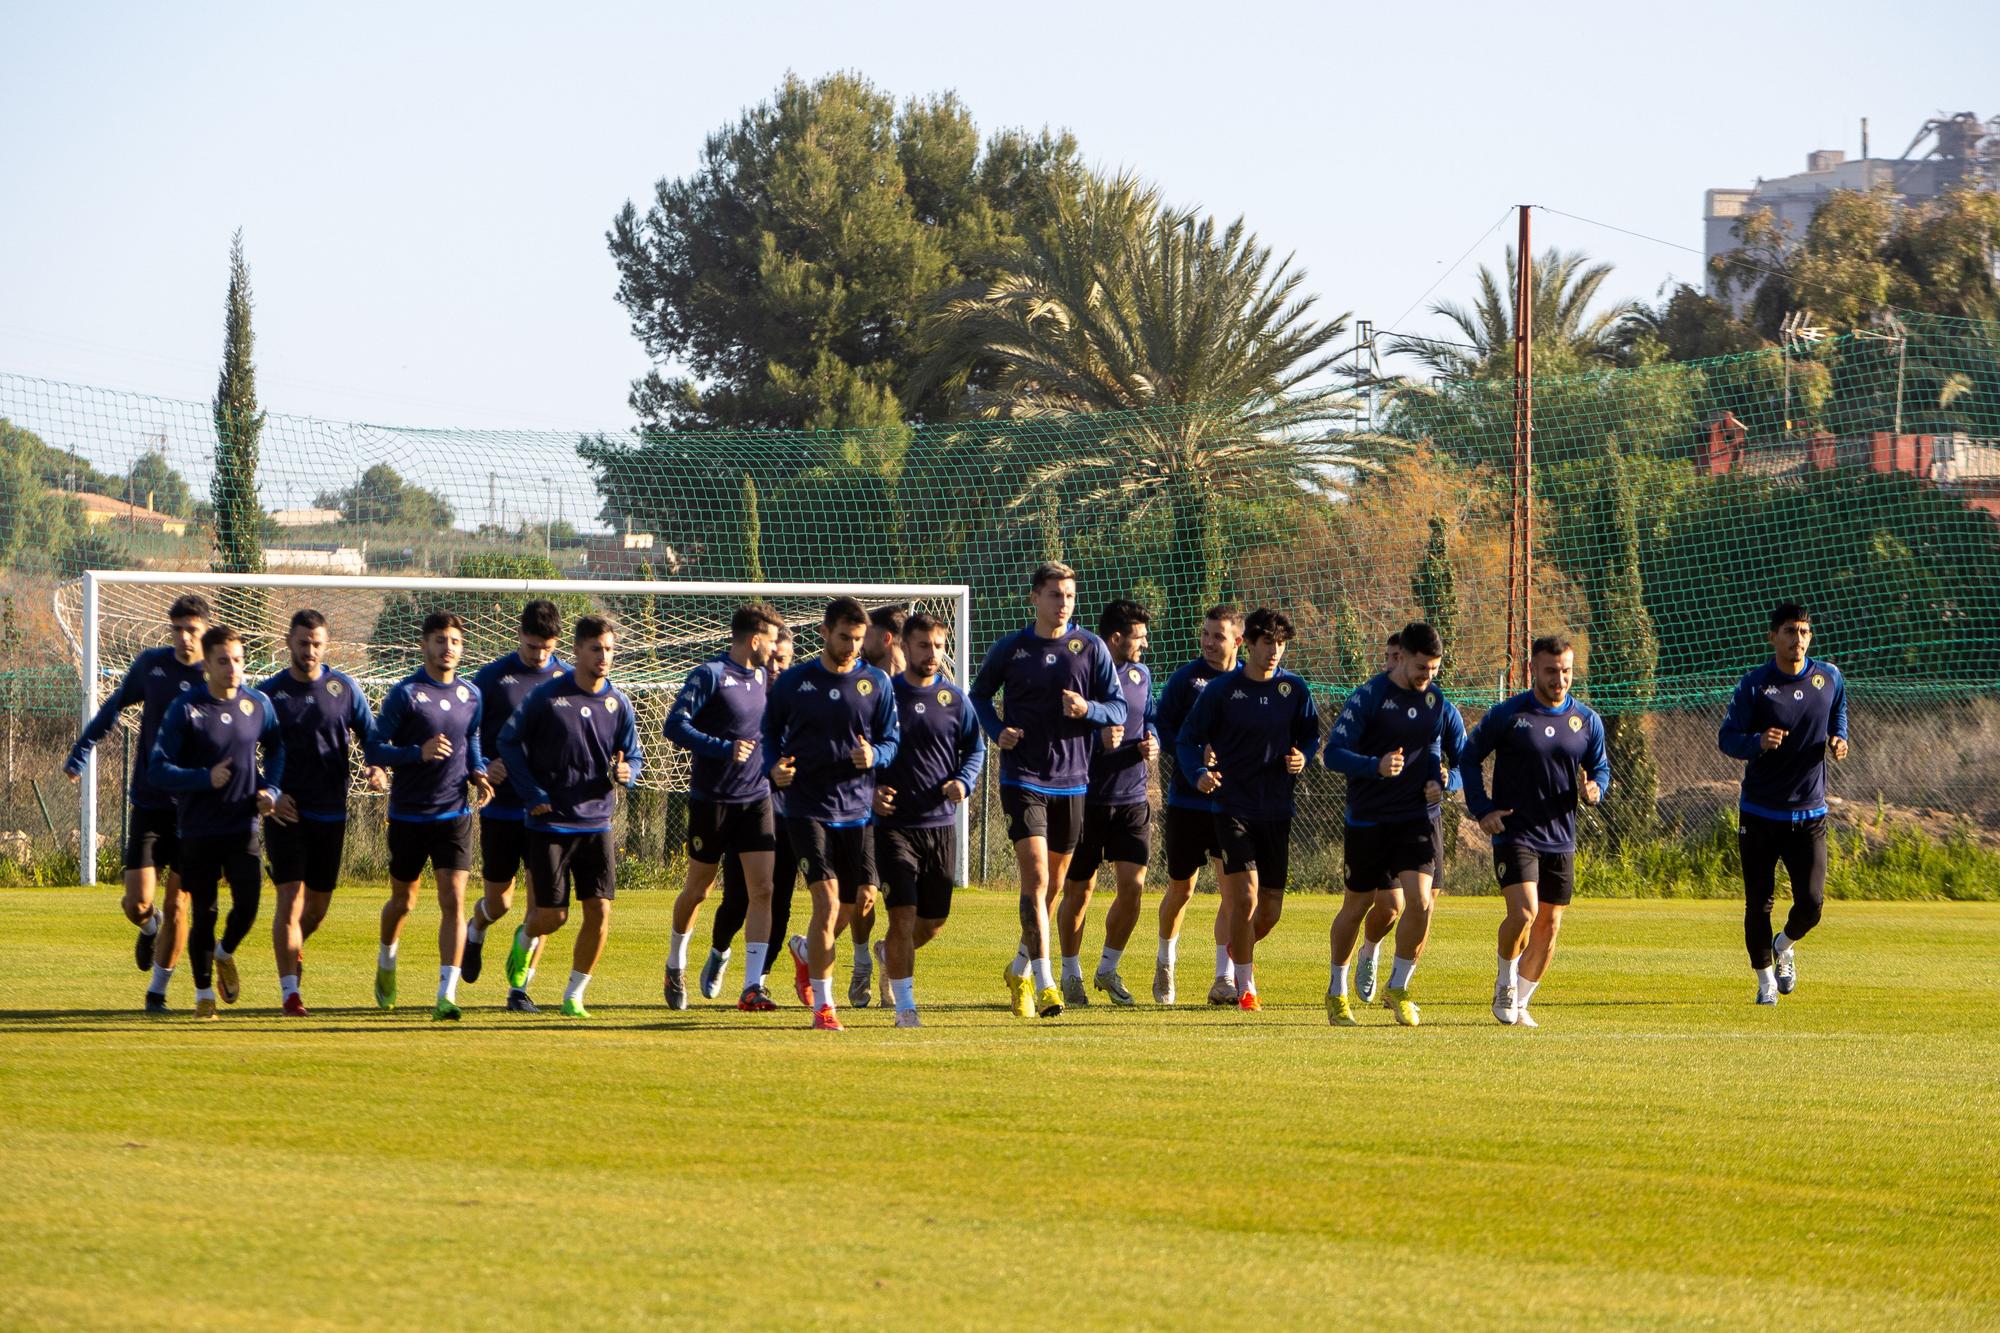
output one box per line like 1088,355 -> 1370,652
1387,244 -> 1640,380
910,171 -> 1384,649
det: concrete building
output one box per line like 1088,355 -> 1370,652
1705,113 -> 1998,299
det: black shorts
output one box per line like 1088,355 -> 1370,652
1069,802 -> 1150,882
387,813 -> 476,882
1163,804 -> 1221,881
1493,844 -> 1576,906
1215,814 -> 1293,892
266,816 -> 347,894
178,828 -> 262,899
480,814 -> 528,885
877,824 -> 954,919
1343,819 -> 1438,893
124,804 -> 179,875
787,817 -> 876,903
527,827 -> 617,909
686,797 -> 776,864
1000,786 -> 1083,854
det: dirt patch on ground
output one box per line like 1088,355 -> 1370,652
1661,779 -> 2000,850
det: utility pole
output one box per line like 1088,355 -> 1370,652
1508,205 -> 1534,690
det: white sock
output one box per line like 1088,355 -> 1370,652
668,930 -> 690,970
280,974 -> 299,1000
1330,963 -> 1348,997
1061,954 -> 1082,982
1234,961 -> 1256,995
891,976 -> 916,1011
1098,946 -> 1123,976
196,986 -> 217,1003
1030,957 -> 1055,990
148,964 -> 173,995
438,965 -> 460,1003
744,942 -> 768,988
377,941 -> 398,971
1364,936 -> 1383,965
564,970 -> 590,1003
1157,936 -> 1177,968
1390,955 -> 1417,990
465,900 -> 489,943
139,910 -> 161,937
1498,952 -> 1520,987
1008,942 -> 1031,979
1214,944 -> 1232,981
811,976 -> 834,1009
1519,977 -> 1540,1006
213,944 -> 232,964
1773,931 -> 1794,955
1756,965 -> 1777,989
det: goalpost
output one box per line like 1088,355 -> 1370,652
57,571 -> 975,888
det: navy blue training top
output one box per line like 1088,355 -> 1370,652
1322,671 -> 1468,826
760,658 -> 900,827
472,651 -> 568,820
1717,658 -> 1848,821
497,674 -> 644,832
878,673 -> 985,830
148,685 -> 284,838
1156,656 -> 1231,813
258,666 -> 374,821
1460,691 -> 1611,852
665,653 -> 771,805
1175,666 -> 1321,820
67,646 -> 207,810
366,669 -> 487,821
969,624 -> 1126,797
1087,658 -> 1158,807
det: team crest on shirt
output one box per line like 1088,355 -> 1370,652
238,698 -> 253,716
1067,639 -> 1082,654
328,679 -> 343,695
936,689 -> 952,706
1811,674 -> 1826,690
606,696 -> 619,713
1793,689 -> 1804,701
690,834 -> 703,853
456,686 -> 470,702
1568,715 -> 1583,732
914,702 -> 927,715
1279,681 -> 1292,697
581,706 -> 592,718
857,679 -> 873,697
1425,692 -> 1437,709
1127,667 -> 1141,684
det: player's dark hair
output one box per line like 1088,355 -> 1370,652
1097,600 -> 1150,637
289,608 -> 327,634
1531,633 -> 1572,659
168,593 -> 212,623
574,614 -> 614,642
520,598 -> 562,640
1400,621 -> 1443,659
823,596 -> 868,630
1386,631 -> 1402,648
904,611 -> 945,639
1243,607 -> 1294,645
774,622 -> 794,644
868,604 -> 908,634
421,611 -> 466,639
199,624 -> 241,654
1204,603 -> 1243,629
1770,601 -> 1811,631
1031,561 -> 1076,591
730,603 -> 784,640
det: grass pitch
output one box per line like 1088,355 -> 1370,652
2,888 -> 1997,1330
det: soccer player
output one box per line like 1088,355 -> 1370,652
460,600 -> 566,1011
1175,608 -> 1320,1012
842,602 -> 907,1004
497,615 -> 643,1018
970,561 -> 1126,1020
1350,631 -> 1408,1003
1055,600 -> 1158,1007
260,609 -> 386,1016
365,611 -> 492,1020
65,592 -> 208,1011
869,611 -> 984,1027
663,603 -> 784,1011
146,625 -> 283,1020
707,627 -> 801,1002
766,597 -> 899,1031
1151,604 -> 1243,1005
1718,601 -> 1848,1004
1460,634 -> 1610,1026
1322,621 -> 1467,1027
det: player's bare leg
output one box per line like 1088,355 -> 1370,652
1493,880 -> 1539,1024
1516,901 -> 1565,1027
1221,866 -> 1262,1008
665,856 -> 720,1008
1094,860 -> 1144,1004
1354,891 -> 1400,1001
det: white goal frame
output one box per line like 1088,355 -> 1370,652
66,570 -> 974,888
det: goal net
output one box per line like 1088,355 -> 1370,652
56,572 -> 971,885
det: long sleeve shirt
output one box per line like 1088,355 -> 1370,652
497,675 -> 643,832
66,646 -> 207,810
147,685 -> 284,838
366,669 -> 486,821
471,651 -> 568,821
969,623 -> 1126,797
1087,658 -> 1158,806
1460,690 -> 1611,852
760,658 -> 900,826
1717,658 -> 1848,820
1175,666 -> 1321,820
879,673 -> 985,830
1155,657 -> 1231,813
258,667 -> 374,822
664,653 -> 770,804
1321,672 -> 1468,826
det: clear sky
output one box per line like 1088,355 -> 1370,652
3,0 -> 1995,451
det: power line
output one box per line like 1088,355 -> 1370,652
1385,207 -> 1518,335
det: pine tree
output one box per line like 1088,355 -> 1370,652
1412,516 -> 1458,685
